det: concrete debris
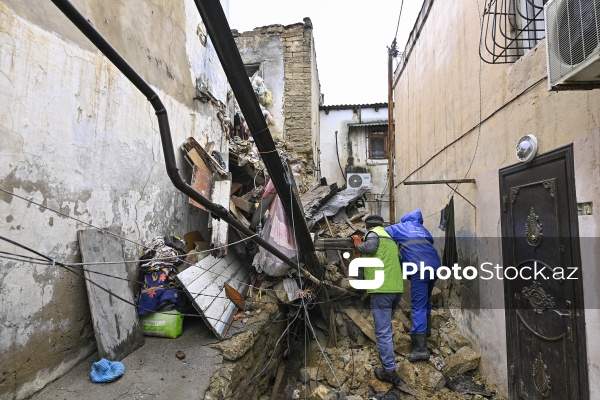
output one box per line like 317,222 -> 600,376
209,330 -> 256,361
442,346 -> 482,378
244,293 -> 500,400
446,373 -> 495,397
440,327 -> 471,352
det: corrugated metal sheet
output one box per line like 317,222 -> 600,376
175,252 -> 249,339
347,121 -> 388,128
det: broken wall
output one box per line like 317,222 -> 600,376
0,0 -> 230,398
392,0 -> 600,397
234,20 -> 320,166
233,26 -> 286,140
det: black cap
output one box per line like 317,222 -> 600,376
365,215 -> 384,228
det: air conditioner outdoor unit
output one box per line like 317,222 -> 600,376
347,173 -> 372,189
545,0 -> 600,90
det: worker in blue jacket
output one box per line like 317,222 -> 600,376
384,209 -> 441,362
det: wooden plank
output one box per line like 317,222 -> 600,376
187,148 -> 205,168
230,201 -> 251,228
230,182 -> 243,196
189,256 -> 236,307
182,137 -> 227,176
270,342 -> 304,400
189,163 -> 213,211
78,229 -> 144,360
204,263 -> 249,336
211,178 -> 231,257
314,237 -> 354,251
175,251 -> 249,339
231,195 -> 255,213
343,308 -> 377,343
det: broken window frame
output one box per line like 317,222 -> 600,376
244,62 -> 262,78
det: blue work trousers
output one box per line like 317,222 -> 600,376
410,273 -> 437,334
370,293 -> 402,371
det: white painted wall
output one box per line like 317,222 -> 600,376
0,1 -> 229,397
319,105 -> 389,218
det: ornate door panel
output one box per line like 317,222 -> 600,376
499,146 -> 588,399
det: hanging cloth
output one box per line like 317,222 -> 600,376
441,197 -> 458,267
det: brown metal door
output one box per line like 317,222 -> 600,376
499,145 -> 588,399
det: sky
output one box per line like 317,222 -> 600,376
228,1 -> 425,106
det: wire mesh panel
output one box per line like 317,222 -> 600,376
480,0 -> 548,64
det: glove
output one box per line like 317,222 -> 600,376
351,235 -> 362,248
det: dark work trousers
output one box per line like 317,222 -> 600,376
410,273 -> 437,334
370,293 -> 402,371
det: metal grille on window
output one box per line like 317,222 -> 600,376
480,0 -> 549,64
370,137 -> 386,159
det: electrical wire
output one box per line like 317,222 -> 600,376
0,234 -> 235,325
450,1 -> 484,197
394,0 -> 406,40
220,305 -> 303,400
303,301 -> 342,389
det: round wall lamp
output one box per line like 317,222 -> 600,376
516,134 -> 538,163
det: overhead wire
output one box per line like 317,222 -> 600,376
394,0 -> 406,40
450,0 -> 485,198
0,234 -> 233,325
0,186 -> 293,296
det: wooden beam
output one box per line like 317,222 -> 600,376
231,195 -> 255,213
315,237 -> 354,251
403,179 -> 476,185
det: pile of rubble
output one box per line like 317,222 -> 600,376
208,286 -> 505,400
179,124 -> 504,399
283,293 -> 502,400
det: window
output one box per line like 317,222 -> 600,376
480,0 -> 548,64
368,127 -> 388,159
244,63 -> 261,78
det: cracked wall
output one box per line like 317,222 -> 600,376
0,1 -> 230,398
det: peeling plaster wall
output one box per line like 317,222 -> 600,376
319,108 -> 354,188
393,0 -> 600,396
0,1 -> 229,398
319,106 -> 389,217
234,27 -> 285,141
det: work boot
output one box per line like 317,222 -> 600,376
407,332 -> 430,362
426,313 -> 432,337
374,367 -> 403,387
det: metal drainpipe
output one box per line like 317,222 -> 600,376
49,0 -> 301,272
193,0 -> 323,279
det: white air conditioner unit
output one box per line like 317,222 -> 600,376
545,0 -> 600,90
347,173 -> 372,189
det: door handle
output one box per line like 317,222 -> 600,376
552,300 -> 573,341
